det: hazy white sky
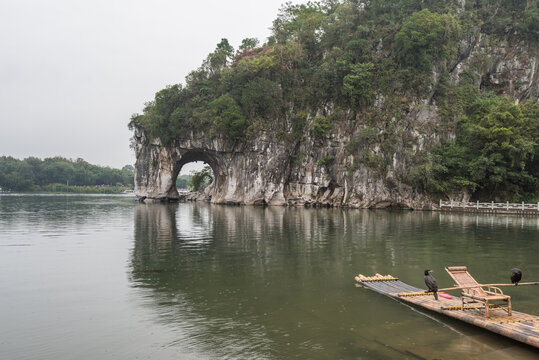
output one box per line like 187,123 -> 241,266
0,0 -> 300,170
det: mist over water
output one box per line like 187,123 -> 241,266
1,195 -> 538,359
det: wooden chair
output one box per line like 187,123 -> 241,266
445,266 -> 511,317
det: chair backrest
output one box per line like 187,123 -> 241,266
445,266 -> 487,297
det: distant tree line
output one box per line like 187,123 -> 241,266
176,174 -> 191,189
0,156 -> 134,192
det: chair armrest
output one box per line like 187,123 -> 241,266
486,286 -> 504,295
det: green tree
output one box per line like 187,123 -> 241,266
409,142 -> 478,197
309,115 -> 332,139
204,38 -> 235,74
241,77 -> 281,119
239,37 -> 260,51
271,1 -> 328,50
41,158 -> 75,185
342,62 -> 376,107
188,165 -> 214,192
208,94 -> 248,140
517,7 -> 539,41
424,97 -> 538,201
0,156 -> 35,191
463,97 -> 537,199
133,85 -> 182,146
395,9 -> 460,71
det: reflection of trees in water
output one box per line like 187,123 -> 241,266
0,195 -> 133,236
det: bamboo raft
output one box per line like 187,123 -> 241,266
355,273 -> 539,349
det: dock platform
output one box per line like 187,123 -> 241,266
355,274 -> 539,349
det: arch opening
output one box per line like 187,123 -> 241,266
173,150 -> 223,199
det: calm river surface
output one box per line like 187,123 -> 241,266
1,194 -> 538,359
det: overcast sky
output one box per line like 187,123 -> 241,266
0,0 -> 301,171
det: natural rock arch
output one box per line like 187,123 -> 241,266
133,128 -> 289,205
175,150 -> 223,199
132,125 -> 432,208
133,128 -> 226,202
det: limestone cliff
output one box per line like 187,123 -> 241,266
133,16 -> 538,208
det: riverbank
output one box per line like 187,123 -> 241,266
2,184 -> 135,195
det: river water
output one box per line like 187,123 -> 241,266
1,194 -> 538,359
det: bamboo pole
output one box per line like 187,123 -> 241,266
438,282 -> 539,292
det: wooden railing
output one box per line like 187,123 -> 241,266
439,200 -> 539,212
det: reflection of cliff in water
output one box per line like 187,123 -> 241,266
130,204 -> 446,286
128,205 -> 413,358
129,204 -> 539,358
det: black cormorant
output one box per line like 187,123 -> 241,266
424,269 -> 438,300
511,268 -> 522,286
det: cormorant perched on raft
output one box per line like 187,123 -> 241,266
424,269 -> 438,300
511,268 -> 522,286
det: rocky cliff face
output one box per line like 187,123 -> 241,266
133,31 -> 537,209
449,31 -> 537,102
